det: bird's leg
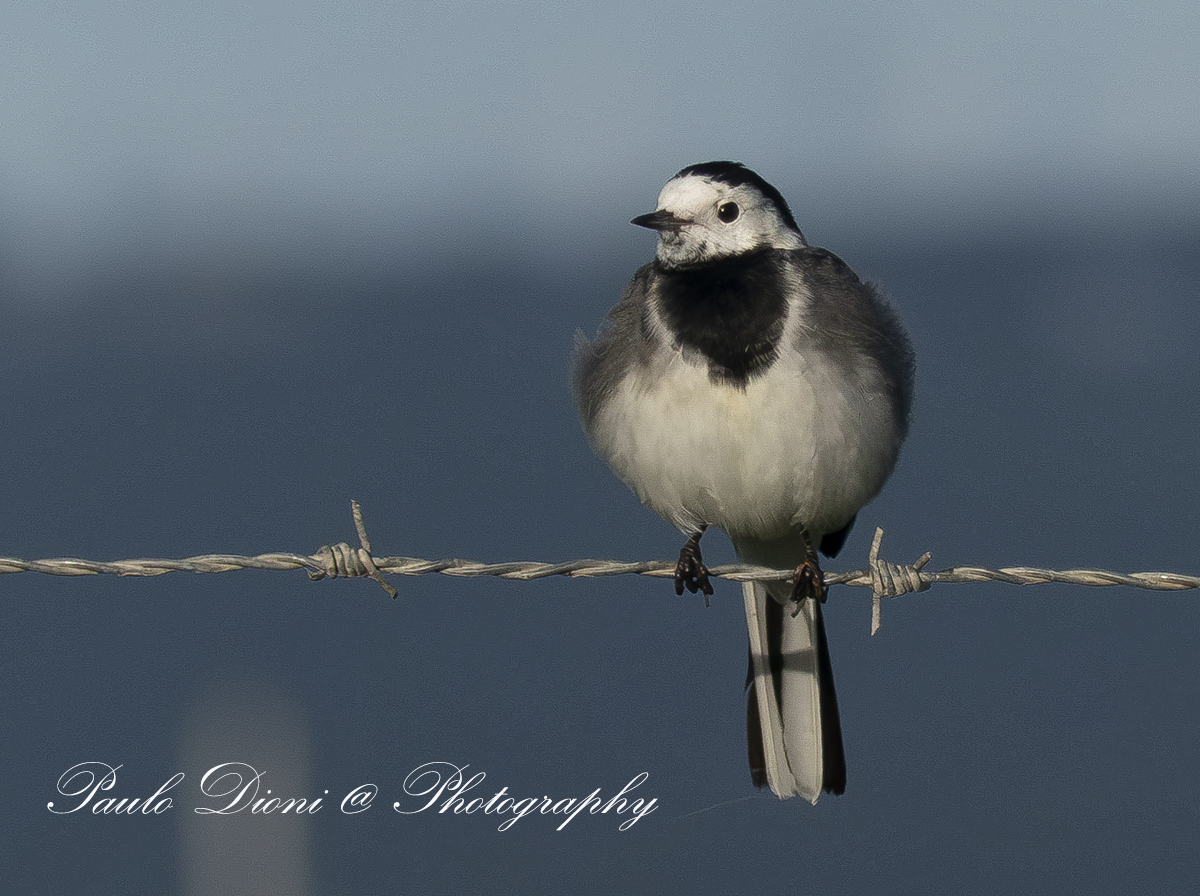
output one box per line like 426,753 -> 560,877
790,524 -> 827,614
675,527 -> 714,605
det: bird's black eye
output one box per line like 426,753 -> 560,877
717,202 -> 740,223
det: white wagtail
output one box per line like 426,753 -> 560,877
571,161 -> 914,802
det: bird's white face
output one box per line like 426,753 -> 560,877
648,174 -> 806,267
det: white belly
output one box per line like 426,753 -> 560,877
590,347 -> 897,540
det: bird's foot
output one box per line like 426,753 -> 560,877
788,524 -> 827,612
789,559 -> 827,615
675,531 -> 713,605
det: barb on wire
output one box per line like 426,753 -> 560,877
2,502 -> 1197,634
308,500 -> 398,598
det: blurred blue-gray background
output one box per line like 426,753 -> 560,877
3,3 -> 1198,893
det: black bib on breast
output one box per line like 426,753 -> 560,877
654,251 -> 789,387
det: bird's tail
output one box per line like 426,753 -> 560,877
742,575 -> 846,803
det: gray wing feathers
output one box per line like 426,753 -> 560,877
570,263 -> 659,432
791,248 -> 916,440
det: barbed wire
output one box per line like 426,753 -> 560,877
3,501 -> 1196,634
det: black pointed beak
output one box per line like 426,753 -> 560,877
631,210 -> 687,232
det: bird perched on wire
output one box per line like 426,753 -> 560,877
571,161 -> 914,802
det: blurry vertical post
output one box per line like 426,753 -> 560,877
176,682 -> 315,896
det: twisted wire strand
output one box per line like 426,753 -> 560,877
8,551 -> 1197,589
3,502 -> 1196,632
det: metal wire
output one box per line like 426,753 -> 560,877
3,501 -> 1195,633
